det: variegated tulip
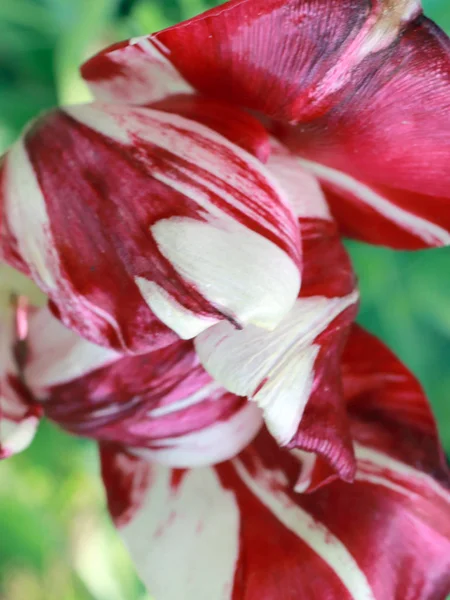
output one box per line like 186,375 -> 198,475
1,0 -> 450,597
99,328 -> 450,600
1,271 -> 450,599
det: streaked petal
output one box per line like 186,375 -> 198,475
83,2 -> 450,249
82,0 -> 418,121
101,423 -> 450,600
150,94 -> 271,162
24,306 -> 122,394
1,102 -> 301,352
81,37 -> 194,105
196,144 -> 358,480
27,312 -> 262,466
100,326 -> 450,598
195,291 -> 358,447
342,324 -> 448,477
278,18 -> 450,249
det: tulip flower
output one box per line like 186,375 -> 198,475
0,101 -> 302,353
1,0 -> 450,596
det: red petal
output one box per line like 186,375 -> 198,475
100,443 -> 152,527
287,218 -> 358,481
1,103 -> 301,351
83,3 -> 450,249
278,18 -> 450,249
342,324 -> 448,479
81,0 -> 373,120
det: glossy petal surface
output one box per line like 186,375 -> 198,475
83,0 -> 415,120
280,18 -> 450,248
101,325 -> 450,599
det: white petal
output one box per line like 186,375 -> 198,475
151,215 -> 301,332
196,292 -> 359,444
120,464 -> 239,600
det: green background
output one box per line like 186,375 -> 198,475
0,1 -> 449,598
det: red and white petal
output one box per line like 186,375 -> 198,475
267,139 -> 332,221
150,94 -> 271,162
1,102 -> 301,352
32,326 -> 262,467
130,398 -> 263,468
81,37 -> 193,105
279,18 -> 450,249
100,445 -> 243,600
100,427 -> 450,600
195,143 -> 358,478
83,1 -> 450,250
24,306 -> 121,397
195,291 -> 358,447
82,0 -> 419,121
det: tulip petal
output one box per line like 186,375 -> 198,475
100,328 -> 450,598
83,2 -> 450,249
150,94 -> 271,162
278,18 -> 450,248
101,422 -> 450,600
1,102 -> 301,352
25,306 -> 121,395
82,0 -> 416,120
196,144 -> 358,480
342,324 -> 448,477
195,291 -> 358,445
81,37 -> 194,105
26,309 -> 262,467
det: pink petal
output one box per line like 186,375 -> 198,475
1,102 -> 301,352
278,18 -> 450,248
196,144 -> 358,481
25,306 -> 122,395
100,423 -> 450,600
27,315 -> 262,467
0,305 -> 40,459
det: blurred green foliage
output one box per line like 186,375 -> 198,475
0,1 -> 449,598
